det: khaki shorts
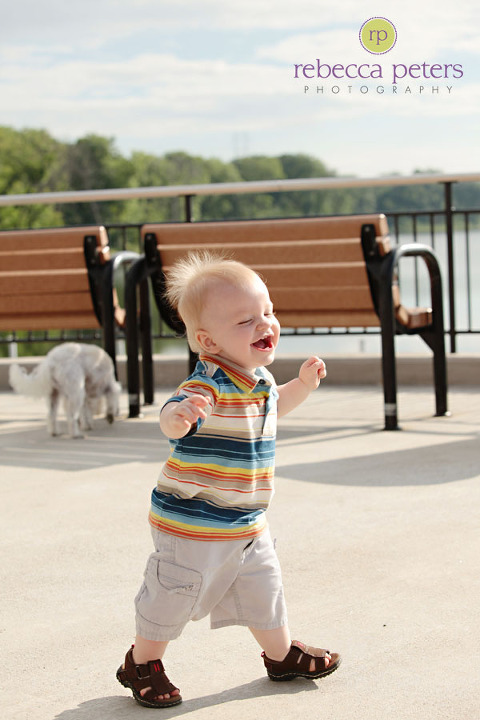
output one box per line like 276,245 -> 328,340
135,527 -> 287,641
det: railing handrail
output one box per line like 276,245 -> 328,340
1,172 -> 480,207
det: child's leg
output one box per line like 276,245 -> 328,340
249,625 -> 291,660
249,626 -> 333,671
132,635 -> 170,664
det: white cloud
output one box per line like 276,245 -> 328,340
0,49 -> 295,144
0,51 -> 289,107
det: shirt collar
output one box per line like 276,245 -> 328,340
199,353 -> 270,393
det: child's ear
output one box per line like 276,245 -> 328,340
195,329 -> 222,354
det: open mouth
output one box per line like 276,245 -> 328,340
251,335 -> 274,351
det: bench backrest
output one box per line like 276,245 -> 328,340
0,226 -> 110,331
141,214 -> 390,329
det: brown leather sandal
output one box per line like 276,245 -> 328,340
116,646 -> 182,708
262,640 -> 341,681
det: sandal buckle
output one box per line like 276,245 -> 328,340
135,664 -> 150,680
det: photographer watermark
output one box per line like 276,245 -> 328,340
293,18 -> 464,97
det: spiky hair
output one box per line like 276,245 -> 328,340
164,251 -> 261,352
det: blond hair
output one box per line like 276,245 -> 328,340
165,252 -> 261,352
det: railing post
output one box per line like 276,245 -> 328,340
139,278 -> 154,405
185,194 -> 194,222
444,181 -> 456,353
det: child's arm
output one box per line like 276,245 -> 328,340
160,394 -> 211,439
276,356 -> 326,418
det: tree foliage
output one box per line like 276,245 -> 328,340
0,127 -> 66,229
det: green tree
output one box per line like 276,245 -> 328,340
197,158 -> 243,221
0,126 -> 65,229
154,151 -> 211,221
233,155 -> 285,181
128,150 -> 216,223
374,169 -> 444,214
277,154 -> 337,217
452,182 -> 480,213
61,134 -> 135,226
126,151 -> 173,224
229,156 -> 285,218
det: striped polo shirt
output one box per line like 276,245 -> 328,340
149,353 -> 278,541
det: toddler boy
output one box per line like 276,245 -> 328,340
117,253 -> 341,707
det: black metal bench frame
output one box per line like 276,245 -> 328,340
361,223 -> 447,429
83,237 -> 139,372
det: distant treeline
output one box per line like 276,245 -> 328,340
1,126 -> 479,239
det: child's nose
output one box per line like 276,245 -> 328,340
257,316 -> 271,331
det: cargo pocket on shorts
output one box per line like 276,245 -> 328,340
136,555 -> 203,628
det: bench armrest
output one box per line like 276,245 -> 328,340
388,243 -> 444,334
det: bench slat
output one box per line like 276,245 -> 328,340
158,239 -> 365,265
275,310 -> 380,328
253,263 -> 370,288
0,270 -> 90,296
0,226 -> 110,253
0,291 -> 95,315
270,287 -> 375,311
0,249 -> 86,272
142,214 -> 389,244
0,313 -> 101,331
161,262 -> 371,289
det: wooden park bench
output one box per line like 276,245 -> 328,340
0,225 -> 137,371
124,214 -> 447,429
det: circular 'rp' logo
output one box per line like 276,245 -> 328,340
359,17 -> 397,54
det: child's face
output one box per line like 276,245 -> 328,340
195,276 -> 280,371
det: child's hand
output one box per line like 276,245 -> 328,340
160,394 -> 211,438
298,356 -> 327,391
277,357 -> 326,417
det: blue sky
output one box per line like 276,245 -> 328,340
1,0 -> 479,177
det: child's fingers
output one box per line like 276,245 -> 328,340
177,407 -> 199,424
187,395 -> 212,418
306,356 -> 327,377
177,395 -> 211,423
316,359 -> 327,379
188,394 -> 212,409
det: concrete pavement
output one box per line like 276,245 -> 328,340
1,382 -> 480,720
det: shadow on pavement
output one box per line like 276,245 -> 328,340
277,434 -> 480,487
54,679 -> 318,719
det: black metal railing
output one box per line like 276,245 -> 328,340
387,207 -> 479,353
